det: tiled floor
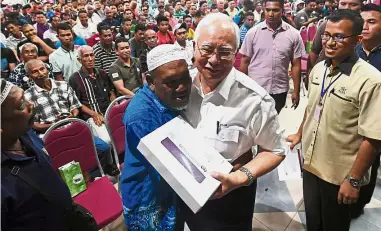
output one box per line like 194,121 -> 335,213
106,93 -> 381,231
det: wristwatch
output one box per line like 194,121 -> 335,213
239,167 -> 255,186
346,175 -> 361,189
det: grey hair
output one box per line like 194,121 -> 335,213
19,42 -> 38,53
25,59 -> 44,75
77,45 -> 93,59
194,13 -> 240,51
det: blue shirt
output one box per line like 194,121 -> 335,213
101,18 -> 121,27
120,84 -> 180,231
56,35 -> 87,48
356,44 -> 381,71
1,130 -> 72,230
240,23 -> 251,46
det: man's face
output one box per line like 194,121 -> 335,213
186,1 -> 191,9
361,11 -> 381,42
245,15 -> 255,27
118,4 -> 124,12
142,7 -> 149,16
145,30 -> 158,48
175,2 -> 182,11
110,5 -> 117,14
36,14 -> 47,24
168,6 -> 175,15
194,25 -> 236,87
6,23 -> 20,37
77,4 -> 85,11
297,3 -> 304,10
79,12 -> 88,25
124,10 -> 133,19
338,0 -> 361,11
58,29 -> 74,47
36,3 -> 43,11
139,16 -> 147,25
228,1 -> 235,9
181,0 -> 186,6
51,16 -> 60,28
21,45 -> 38,62
159,21 -> 169,33
175,28 -> 187,43
217,1 -> 225,10
22,8 -> 30,15
323,20 -> 360,61
194,15 -> 204,25
45,3 -> 52,11
106,10 -> 113,19
189,5 -> 197,15
22,25 -> 37,39
184,17 -> 192,28
135,29 -> 146,43
256,4 -> 262,11
116,41 -> 131,59
150,60 -> 191,110
201,3 -> 207,12
94,1 -> 101,9
159,5 -> 165,13
100,29 -> 113,45
306,2 -> 317,12
87,6 -> 94,16
63,5 -> 70,13
28,62 -> 49,82
264,2 -> 282,24
79,48 -> 95,69
1,87 -> 35,137
123,21 -> 132,31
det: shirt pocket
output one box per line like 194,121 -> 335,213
211,125 -> 247,160
328,89 -> 357,120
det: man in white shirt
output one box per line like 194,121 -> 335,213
173,23 -> 193,69
43,15 -> 60,45
4,21 -> 26,51
253,2 -> 263,22
73,10 -> 97,40
86,4 -> 102,25
49,23 -> 81,81
181,13 -> 287,230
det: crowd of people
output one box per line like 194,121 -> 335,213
1,0 -> 381,231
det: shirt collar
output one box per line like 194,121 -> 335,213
324,52 -> 359,76
195,68 -> 235,101
357,43 -> 381,55
79,67 -> 99,79
116,57 -> 131,67
260,20 -> 287,31
35,79 -> 57,93
99,42 -> 115,51
9,33 -> 26,41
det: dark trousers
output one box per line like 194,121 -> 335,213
180,181 -> 257,231
270,92 -> 288,114
303,170 -> 351,231
352,153 -> 381,214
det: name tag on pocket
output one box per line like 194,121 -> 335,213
218,128 -> 239,143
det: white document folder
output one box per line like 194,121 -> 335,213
138,116 -> 233,213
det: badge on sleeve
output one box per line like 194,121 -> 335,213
112,73 -> 119,79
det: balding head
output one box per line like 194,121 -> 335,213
145,29 -> 158,48
25,59 -> 45,76
78,45 -> 95,69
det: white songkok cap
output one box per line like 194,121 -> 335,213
147,44 -> 186,72
1,80 -> 15,105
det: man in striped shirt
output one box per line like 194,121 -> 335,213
239,12 -> 255,47
93,24 -> 118,74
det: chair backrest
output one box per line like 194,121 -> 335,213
104,96 -> 132,165
317,18 -> 325,28
43,118 -> 103,175
307,23 -> 317,42
299,26 -> 308,47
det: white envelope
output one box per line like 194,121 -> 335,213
277,144 -> 303,181
138,116 -> 233,213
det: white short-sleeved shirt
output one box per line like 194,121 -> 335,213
182,68 -> 288,161
43,29 -> 59,44
73,22 -> 97,40
49,47 -> 82,81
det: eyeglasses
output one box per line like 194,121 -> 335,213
197,44 -> 235,60
321,33 -> 358,43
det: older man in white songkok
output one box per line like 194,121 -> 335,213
180,13 -> 289,230
120,44 -> 191,231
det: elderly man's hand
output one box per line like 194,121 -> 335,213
210,171 -> 247,199
92,113 -> 104,127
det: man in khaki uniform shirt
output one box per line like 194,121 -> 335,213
288,10 -> 381,230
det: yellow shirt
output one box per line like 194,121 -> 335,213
302,54 -> 381,186
186,28 -> 195,40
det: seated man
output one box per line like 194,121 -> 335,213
109,37 -> 143,97
23,59 -> 118,177
120,44 -> 191,230
69,46 -> 116,145
9,43 -> 54,90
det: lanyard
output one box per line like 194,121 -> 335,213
320,66 -> 343,101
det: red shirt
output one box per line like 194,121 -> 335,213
156,31 -> 175,45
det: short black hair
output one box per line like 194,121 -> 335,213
77,10 -> 87,16
4,20 -> 19,28
34,11 -> 46,17
56,22 -> 73,35
97,23 -> 112,34
199,1 -> 207,6
244,12 -> 254,19
22,4 -> 31,10
327,9 -> 364,35
122,18 -> 132,24
115,37 -> 130,49
183,14 -> 192,21
60,12 -> 70,20
362,3 -> 381,14
194,10 -> 205,18
156,14 -> 169,25
305,0 -> 317,5
134,23 -> 147,33
262,0 -> 284,8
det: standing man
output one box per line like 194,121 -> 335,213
129,24 -> 147,58
294,0 -> 319,29
173,23 -> 194,69
240,0 -> 305,113
253,2 -> 263,23
139,29 -> 158,74
109,38 -> 143,97
181,13 -> 287,231
93,24 -> 118,74
226,0 -> 239,18
239,12 -> 254,46
351,3 -> 381,218
287,10 -> 381,230
49,23 -> 82,81
73,10 -> 97,40
120,44 -> 191,231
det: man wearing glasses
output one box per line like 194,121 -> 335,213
240,0 -> 305,113
287,9 -> 381,230
180,13 -> 288,230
